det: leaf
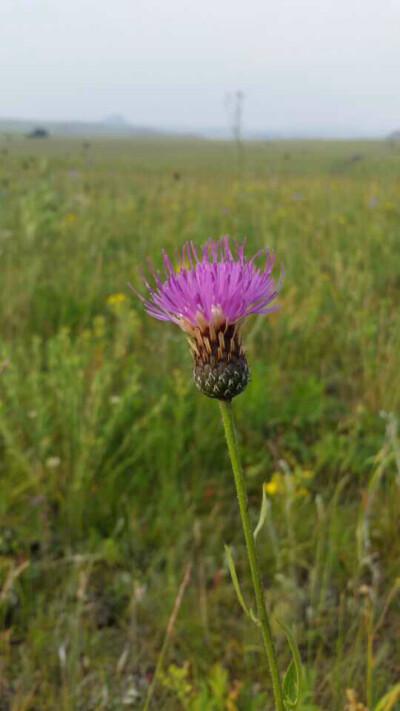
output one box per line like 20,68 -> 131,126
253,485 -> 268,542
374,683 -> 400,711
224,544 -> 259,626
277,619 -> 303,710
282,661 -> 297,708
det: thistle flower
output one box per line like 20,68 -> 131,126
132,236 -> 282,400
134,237 -> 288,709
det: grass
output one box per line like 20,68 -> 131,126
0,134 -> 399,710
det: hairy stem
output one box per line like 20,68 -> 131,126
219,399 -> 284,711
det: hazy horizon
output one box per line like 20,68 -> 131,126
0,115 -> 392,140
2,0 -> 400,138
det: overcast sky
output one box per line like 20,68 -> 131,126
1,0 -> 400,136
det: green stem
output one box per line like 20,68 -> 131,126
219,399 -> 285,711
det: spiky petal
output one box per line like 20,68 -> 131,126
132,236 -> 282,399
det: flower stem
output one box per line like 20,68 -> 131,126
219,399 -> 284,711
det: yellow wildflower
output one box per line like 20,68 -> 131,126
264,473 -> 284,497
107,293 -> 126,306
383,201 -> 395,212
296,486 -> 309,498
227,680 -> 243,711
344,689 -> 367,711
175,258 -> 191,274
265,480 -> 279,496
297,468 -> 314,481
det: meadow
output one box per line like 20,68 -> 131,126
0,135 -> 399,710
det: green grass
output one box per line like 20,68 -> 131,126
0,135 -> 399,710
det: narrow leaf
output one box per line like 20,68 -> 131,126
282,661 -> 297,709
224,544 -> 259,625
254,485 -> 268,542
277,619 -> 303,709
374,683 -> 400,711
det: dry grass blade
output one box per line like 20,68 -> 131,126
142,559 -> 193,711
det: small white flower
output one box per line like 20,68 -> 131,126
46,456 -> 61,469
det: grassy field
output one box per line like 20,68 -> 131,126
0,135 -> 399,710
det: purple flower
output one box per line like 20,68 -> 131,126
132,236 -> 282,400
136,236 -> 281,330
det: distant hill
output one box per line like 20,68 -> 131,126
0,116 -> 164,137
0,116 -> 388,141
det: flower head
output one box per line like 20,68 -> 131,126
132,236 -> 282,400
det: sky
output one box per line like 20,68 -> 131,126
1,0 -> 400,137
